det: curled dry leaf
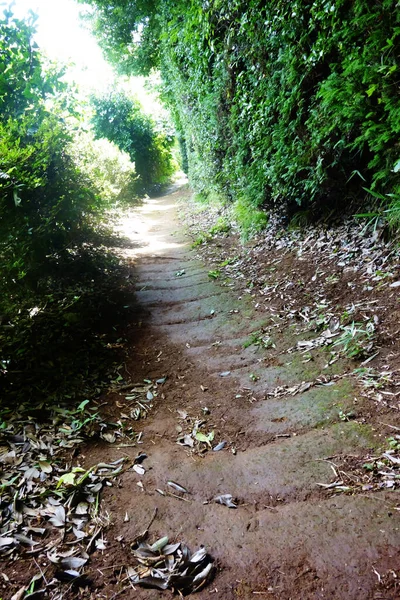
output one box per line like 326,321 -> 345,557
60,556 -> 88,570
213,441 -> 226,452
167,480 -> 189,494
177,434 -> 194,448
48,505 -> 66,528
133,464 -> 146,475
214,494 -> 237,508
101,431 -> 116,444
11,587 -> 27,600
0,537 -> 15,549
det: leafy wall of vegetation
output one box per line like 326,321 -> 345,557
83,0 -> 400,226
91,90 -> 176,190
0,11 -> 139,405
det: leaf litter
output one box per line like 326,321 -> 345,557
114,377 -> 165,422
316,436 -> 400,495
0,399 -> 134,595
175,408 -> 228,456
128,535 -> 215,594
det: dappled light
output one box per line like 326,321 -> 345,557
2,2 -> 400,599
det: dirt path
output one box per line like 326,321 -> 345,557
85,184 -> 399,599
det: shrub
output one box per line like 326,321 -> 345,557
82,0 -> 400,225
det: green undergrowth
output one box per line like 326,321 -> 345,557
0,241 -> 136,408
190,191 -> 268,241
231,198 -> 268,239
0,10 -> 145,411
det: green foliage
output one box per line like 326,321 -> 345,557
90,90 -> 176,190
232,198 -> 268,239
0,10 -> 135,406
70,132 -> 139,205
243,330 -> 274,350
209,217 -> 231,235
333,321 -> 375,359
78,0 -> 161,76
83,0 -> 400,227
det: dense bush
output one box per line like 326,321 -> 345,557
0,10 -> 135,405
83,0 -> 400,226
90,90 -> 176,191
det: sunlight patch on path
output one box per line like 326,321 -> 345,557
116,196 -> 187,258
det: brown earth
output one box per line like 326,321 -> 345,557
4,183 -> 400,599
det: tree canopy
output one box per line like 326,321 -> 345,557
82,0 -> 400,232
91,90 -> 175,188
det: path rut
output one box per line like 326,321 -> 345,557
89,184 -> 400,599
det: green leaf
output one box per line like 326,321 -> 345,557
195,431 -> 215,447
56,467 -> 86,488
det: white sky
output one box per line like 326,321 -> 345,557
8,0 -> 114,91
5,0 -> 167,115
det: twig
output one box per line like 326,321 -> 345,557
378,421 -> 400,431
112,382 -> 140,392
33,558 -> 48,586
372,566 -> 381,583
86,526 -> 102,553
132,507 -> 158,545
95,563 -> 126,572
360,352 -> 379,366
110,587 -> 130,600
165,490 -> 191,502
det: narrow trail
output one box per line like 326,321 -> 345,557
87,184 -> 399,599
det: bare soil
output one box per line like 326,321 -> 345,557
3,183 -> 400,599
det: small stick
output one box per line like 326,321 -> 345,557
113,382 -> 141,392
378,421 -> 400,431
132,507 -> 158,545
165,491 -> 191,502
33,558 -> 48,586
86,526 -> 102,553
114,444 -> 137,448
110,587 -> 130,600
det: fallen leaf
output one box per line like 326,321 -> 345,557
195,431 -> 214,447
11,587 -> 27,600
39,460 -> 52,474
213,441 -> 226,452
95,538 -> 106,550
0,536 -> 15,549
48,505 -> 66,527
133,464 -> 145,475
60,556 -> 87,570
101,432 -> 116,444
167,480 -> 189,494
214,494 -> 237,508
177,434 -> 194,448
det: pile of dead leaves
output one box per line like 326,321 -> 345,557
317,436 -> 400,494
175,408 -> 230,455
129,537 -> 215,594
0,400 -> 131,597
112,377 -> 166,425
